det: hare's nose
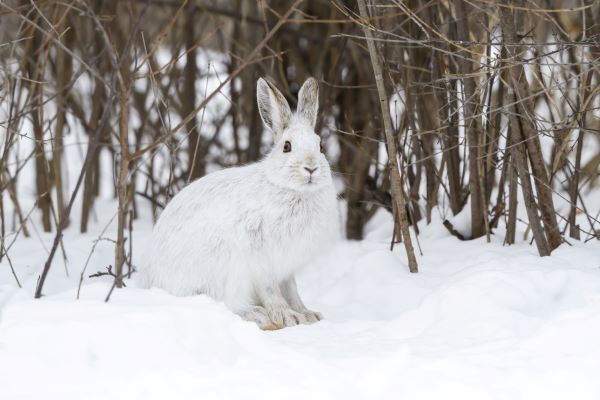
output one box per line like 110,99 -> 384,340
304,166 -> 318,175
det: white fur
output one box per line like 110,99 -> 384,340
139,77 -> 340,330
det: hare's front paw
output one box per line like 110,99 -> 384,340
267,306 -> 307,329
302,309 -> 323,324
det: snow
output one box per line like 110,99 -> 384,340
1,200 -> 600,399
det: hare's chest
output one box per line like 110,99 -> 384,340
246,195 -> 319,241
278,194 -> 336,254
280,195 -> 324,232
243,187 -> 336,249
240,189 -> 337,277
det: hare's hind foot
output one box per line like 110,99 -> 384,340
239,306 -> 281,330
238,305 -> 310,330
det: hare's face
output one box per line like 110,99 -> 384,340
264,121 -> 332,191
257,77 -> 332,192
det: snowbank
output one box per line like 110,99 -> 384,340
1,204 -> 600,399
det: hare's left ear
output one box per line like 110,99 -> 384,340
297,77 -> 319,128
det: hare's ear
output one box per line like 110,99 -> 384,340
257,78 -> 292,140
297,77 -> 319,128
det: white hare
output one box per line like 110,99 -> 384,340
139,77 -> 340,330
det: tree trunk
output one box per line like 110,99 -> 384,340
455,0 -> 485,238
358,0 -> 418,273
183,7 -> 206,181
500,3 -> 561,252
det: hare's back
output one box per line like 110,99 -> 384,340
155,165 -> 260,230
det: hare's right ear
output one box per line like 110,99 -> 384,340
257,78 -> 292,141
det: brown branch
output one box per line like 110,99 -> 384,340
357,0 -> 418,273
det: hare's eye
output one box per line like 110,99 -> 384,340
320,142 -> 324,153
283,141 -> 292,153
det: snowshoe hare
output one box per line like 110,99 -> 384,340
140,77 -> 339,330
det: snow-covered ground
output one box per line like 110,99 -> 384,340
1,200 -> 600,400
